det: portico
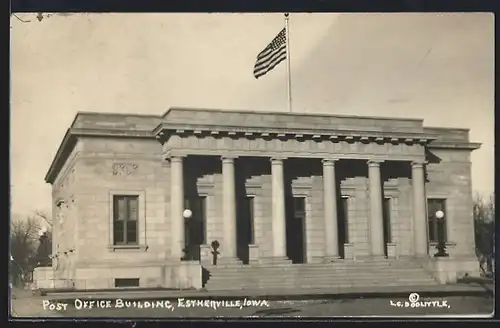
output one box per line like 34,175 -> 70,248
165,153 -> 431,264
155,107 -> 438,265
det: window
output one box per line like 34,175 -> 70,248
293,197 -> 306,219
427,198 -> 447,243
114,278 -> 139,288
339,197 -> 349,243
383,198 -> 392,243
113,195 -> 139,245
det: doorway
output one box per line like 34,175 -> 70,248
337,197 -> 349,259
236,196 -> 255,264
184,196 -> 207,261
382,197 -> 392,257
286,196 -> 307,264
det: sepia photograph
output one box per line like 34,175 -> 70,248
9,12 -> 494,319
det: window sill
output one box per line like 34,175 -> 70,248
108,245 -> 149,252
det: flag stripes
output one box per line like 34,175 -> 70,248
253,27 -> 287,79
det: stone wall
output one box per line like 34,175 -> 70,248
51,141 -> 83,285
74,262 -> 201,290
341,177 -> 370,258
164,107 -> 425,134
59,137 -> 206,289
392,179 -> 414,257
71,138 -> 170,284
426,147 -> 476,258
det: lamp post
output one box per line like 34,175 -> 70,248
433,210 -> 449,257
182,209 -> 193,260
183,209 -> 193,220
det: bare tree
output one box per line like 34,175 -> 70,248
10,216 -> 41,286
35,211 -> 52,227
474,193 -> 495,277
10,212 -> 54,287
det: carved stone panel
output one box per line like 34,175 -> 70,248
112,163 -> 139,176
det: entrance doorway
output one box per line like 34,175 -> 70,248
286,196 -> 307,264
337,197 -> 349,259
382,197 -> 392,257
236,196 -> 255,264
183,196 -> 207,261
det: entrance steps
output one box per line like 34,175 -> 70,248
202,258 -> 439,291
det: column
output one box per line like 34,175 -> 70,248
368,160 -> 385,258
322,159 -> 340,261
221,156 -> 238,262
271,157 -> 288,260
412,160 -> 428,257
170,156 -> 185,261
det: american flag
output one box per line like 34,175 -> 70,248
253,27 -> 287,79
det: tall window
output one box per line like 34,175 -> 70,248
427,198 -> 447,243
339,197 -> 349,243
113,195 -> 139,245
382,198 -> 392,243
293,197 -> 306,219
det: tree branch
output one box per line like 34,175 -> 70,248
11,14 -> 31,23
36,211 -> 52,227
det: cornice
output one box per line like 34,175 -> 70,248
45,128 -> 156,184
154,124 -> 437,146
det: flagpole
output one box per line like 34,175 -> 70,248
284,13 -> 292,113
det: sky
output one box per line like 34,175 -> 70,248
10,13 -> 494,218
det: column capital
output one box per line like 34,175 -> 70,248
270,156 -> 287,163
322,158 -> 339,166
367,159 -> 384,167
411,160 -> 428,168
221,155 -> 238,163
166,155 -> 186,162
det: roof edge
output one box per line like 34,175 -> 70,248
45,128 -> 157,184
428,141 -> 482,151
45,129 -> 75,184
165,106 -> 425,122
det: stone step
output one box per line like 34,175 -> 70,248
209,271 -> 426,276
206,271 -> 432,279
207,277 -> 435,284
205,280 -> 438,291
203,260 -> 438,291
297,282 -> 438,289
205,283 -> 296,290
206,270 -> 433,275
207,267 -> 422,274
205,275 -> 437,284
206,277 -> 437,286
206,263 -> 425,269
205,262 -> 420,269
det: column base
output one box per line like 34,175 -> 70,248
323,255 -> 341,263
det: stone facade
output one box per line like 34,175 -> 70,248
40,108 -> 481,290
